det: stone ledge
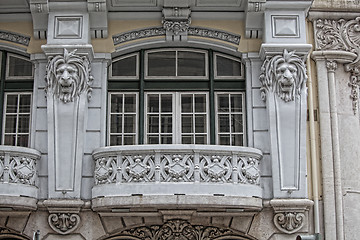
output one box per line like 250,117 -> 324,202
0,195 -> 37,211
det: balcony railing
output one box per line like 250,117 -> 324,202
92,145 -> 263,199
0,146 -> 41,198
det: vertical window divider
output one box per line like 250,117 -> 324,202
15,93 -> 20,146
0,51 -> 6,143
209,50 -> 215,144
139,50 -> 145,144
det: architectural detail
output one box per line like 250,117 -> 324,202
87,0 -> 108,38
162,6 -> 191,41
45,49 -> 93,103
162,18 -> 191,37
273,212 -> 305,234
0,30 -> 30,46
112,27 -> 240,45
29,0 -> 49,39
349,74 -> 360,114
326,60 -> 338,72
120,219 -> 239,240
125,155 -> 155,182
245,0 -> 266,38
48,213 -> 81,235
272,15 -> 299,38
162,154 -> 194,182
260,49 -> 307,102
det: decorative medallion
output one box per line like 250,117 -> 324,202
94,157 -> 116,184
48,213 -> 81,235
9,156 -> 37,185
162,154 -> 194,182
273,212 -> 305,234
45,49 -> 93,103
124,155 -> 155,182
260,49 -> 307,102
120,219 -> 241,240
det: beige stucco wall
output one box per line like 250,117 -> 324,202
312,0 -> 360,10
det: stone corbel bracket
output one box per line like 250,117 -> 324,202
270,199 -> 313,234
245,0 -> 266,39
162,0 -> 191,42
30,0 -> 49,39
87,0 -> 108,39
44,200 -> 84,235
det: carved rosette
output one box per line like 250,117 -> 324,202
259,49 -> 307,102
48,213 -> 81,235
274,212 -> 305,234
315,17 -> 360,114
45,49 -> 93,103
120,220 -> 239,240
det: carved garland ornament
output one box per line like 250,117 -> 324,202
120,219 -> 242,240
315,17 -> 360,114
273,212 -> 305,234
45,49 -> 93,103
259,49 -> 307,102
48,213 -> 81,235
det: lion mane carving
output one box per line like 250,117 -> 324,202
45,49 -> 93,103
260,49 -> 307,102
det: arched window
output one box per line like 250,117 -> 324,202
0,51 -> 33,147
108,48 -> 245,146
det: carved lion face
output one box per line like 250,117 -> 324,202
55,63 -> 79,102
275,62 -> 297,99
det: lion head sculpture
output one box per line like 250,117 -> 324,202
260,50 -> 307,102
45,49 -> 93,103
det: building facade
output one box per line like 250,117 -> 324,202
0,0 -> 359,239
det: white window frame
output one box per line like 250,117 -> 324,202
214,53 -> 244,80
5,53 -> 34,80
108,92 -> 139,146
215,92 -> 246,146
2,92 -> 32,147
144,92 -> 210,144
144,49 -> 209,80
109,53 -> 139,80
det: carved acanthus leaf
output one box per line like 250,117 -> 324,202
273,212 -> 305,234
48,213 -> 81,235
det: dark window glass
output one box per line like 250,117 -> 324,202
178,51 -> 205,76
216,55 -> 241,77
111,55 -> 137,77
148,51 -> 176,76
8,55 -> 33,77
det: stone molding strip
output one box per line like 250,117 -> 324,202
0,30 -> 30,46
113,26 -> 240,45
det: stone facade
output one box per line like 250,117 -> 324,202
0,0 -> 358,239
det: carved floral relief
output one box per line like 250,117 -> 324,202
45,49 -> 93,103
260,49 -> 307,102
48,213 -> 81,235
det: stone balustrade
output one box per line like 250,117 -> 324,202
0,145 -> 41,210
92,145 -> 263,199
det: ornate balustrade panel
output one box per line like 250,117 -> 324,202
92,145 -> 263,198
0,146 -> 41,199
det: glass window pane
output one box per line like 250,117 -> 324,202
110,135 -> 122,145
216,55 -> 241,77
195,115 -> 206,133
161,136 -> 172,144
161,95 -> 172,112
124,115 -> 135,133
181,95 -> 193,113
161,115 -> 172,133
124,94 -> 136,113
148,115 -> 159,133
6,95 -> 18,113
232,134 -> 243,146
17,135 -> 29,147
111,55 -> 137,77
182,115 -> 193,133
178,51 -> 206,76
18,115 -> 30,133
19,95 -> 31,113
148,136 -> 159,144
182,135 -> 193,144
218,95 -> 229,112
148,51 -> 176,76
219,135 -> 230,145
231,94 -> 242,112
110,115 -> 122,133
4,135 -> 16,145
218,115 -> 230,133
148,95 -> 159,113
124,135 -> 135,145
231,114 -> 243,133
195,135 -> 206,144
195,95 -> 206,112
8,56 -> 33,77
5,116 -> 17,133
111,95 -> 123,113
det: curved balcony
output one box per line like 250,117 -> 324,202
92,145 -> 263,212
0,146 -> 41,210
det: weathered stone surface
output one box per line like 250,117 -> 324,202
211,216 -> 232,228
248,208 -> 278,240
23,211 -> 52,238
230,216 -> 253,233
76,212 -> 106,240
101,216 -> 124,234
44,234 -> 85,240
6,215 -> 29,233
122,217 -> 143,228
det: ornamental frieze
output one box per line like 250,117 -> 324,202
0,30 -> 30,46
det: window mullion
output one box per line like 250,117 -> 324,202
15,93 -> 20,146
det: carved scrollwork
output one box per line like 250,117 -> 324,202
161,154 -> 194,182
121,219 -> 238,240
0,156 -> 4,181
94,157 -> 116,184
45,49 -> 93,103
9,156 -> 37,185
123,155 -> 155,182
260,49 -> 307,102
0,30 -> 30,46
273,212 -> 305,234
239,157 -> 260,184
162,19 -> 191,36
200,155 -> 232,182
48,213 -> 81,235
